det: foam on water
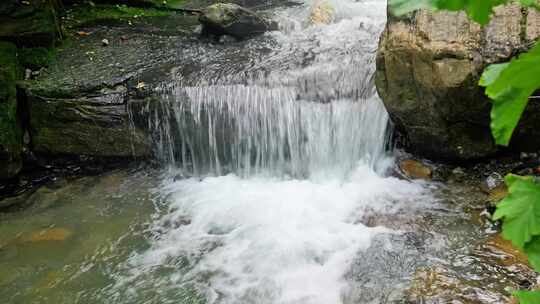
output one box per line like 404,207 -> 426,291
115,0 -> 435,303
116,166 -> 429,304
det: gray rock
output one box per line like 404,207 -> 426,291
199,3 -> 278,39
21,15 -> 201,160
376,5 -> 540,161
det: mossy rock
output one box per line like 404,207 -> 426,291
29,91 -> 151,158
0,0 -> 61,48
199,3 -> 278,39
0,42 -> 23,179
18,47 -> 56,69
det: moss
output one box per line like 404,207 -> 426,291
63,3 -> 174,29
0,41 -> 23,178
18,47 -> 57,69
0,42 -> 20,100
0,2 -> 60,47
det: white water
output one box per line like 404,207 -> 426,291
117,0 -> 434,303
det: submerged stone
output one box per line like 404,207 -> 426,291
399,159 -> 432,180
199,3 -> 278,39
26,228 -> 73,242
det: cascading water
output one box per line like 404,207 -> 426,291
117,1 -> 433,303
151,85 -> 390,178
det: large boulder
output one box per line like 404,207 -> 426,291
27,86 -> 150,158
199,3 -> 278,39
376,5 -> 540,161
20,17 -> 198,159
0,42 -> 23,179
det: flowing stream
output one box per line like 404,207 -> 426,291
122,0 -> 433,302
0,1 -> 526,303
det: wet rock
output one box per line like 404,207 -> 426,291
480,172 -> 504,193
199,3 -> 278,39
309,1 -> 334,24
487,184 -> 508,205
376,5 -> 540,160
449,167 -> 466,182
25,228 -> 73,242
0,0 -> 60,47
27,86 -> 150,157
483,234 -> 529,267
399,159 -> 432,180
404,230 -> 538,304
0,42 -> 23,179
19,14 -> 206,161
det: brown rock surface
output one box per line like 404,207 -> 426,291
376,5 -> 540,160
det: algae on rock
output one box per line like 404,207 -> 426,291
0,42 -> 23,179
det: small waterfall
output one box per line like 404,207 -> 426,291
135,0 -> 391,179
113,2 -> 429,304
148,84 -> 390,178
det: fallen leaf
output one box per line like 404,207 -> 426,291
76,31 -> 91,37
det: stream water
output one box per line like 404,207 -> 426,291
0,0 -> 532,303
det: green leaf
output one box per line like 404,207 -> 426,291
493,174 -> 540,249
388,0 -> 509,25
489,88 -> 531,146
479,63 -> 509,87
514,290 -> 540,304
480,42 -> 540,146
524,236 -> 540,272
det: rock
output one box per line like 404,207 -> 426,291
309,1 -> 334,24
483,234 -> 529,267
448,167 -> 466,182
480,172 -> 504,193
101,38 -> 110,46
0,42 -> 23,179
487,184 -> 508,204
399,159 -> 432,180
26,228 -> 73,242
19,18 -> 199,159
0,0 -> 60,47
199,3 -> 278,39
376,5 -> 540,161
27,85 -> 150,157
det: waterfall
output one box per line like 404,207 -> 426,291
130,0 -> 391,179
113,2 -> 433,304
149,84 -> 390,178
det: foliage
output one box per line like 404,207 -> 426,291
479,43 -> 540,146
389,0 -> 540,302
390,0 -> 540,24
493,175 -> 540,250
515,291 -> 540,303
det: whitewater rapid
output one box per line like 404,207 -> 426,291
114,0 -> 434,303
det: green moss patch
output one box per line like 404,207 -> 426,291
0,41 -> 23,178
63,3 -> 174,29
